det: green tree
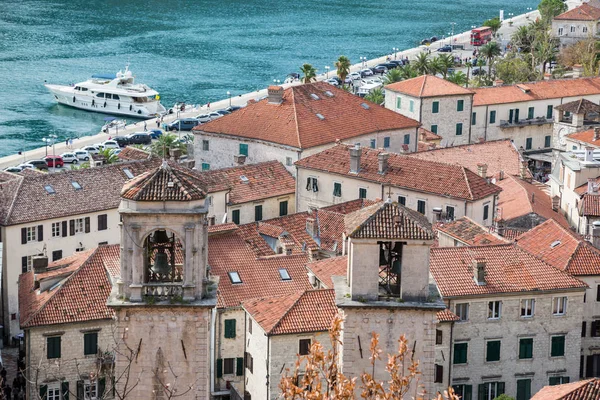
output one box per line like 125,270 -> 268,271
364,88 -> 384,105
299,63 -> 317,83
482,17 -> 502,35
538,0 -> 567,23
335,55 -> 351,83
495,53 -> 539,84
413,52 -> 431,75
434,53 -> 455,78
493,395 -> 515,400
446,71 -> 468,86
382,68 -> 403,84
559,38 -> 600,76
479,41 -> 502,76
97,148 -> 119,164
512,25 -> 534,53
151,133 -> 187,158
398,64 -> 419,80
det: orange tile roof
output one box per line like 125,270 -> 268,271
437,309 -> 460,322
19,245 -> 120,328
430,244 -> 587,298
531,379 -> 600,400
385,75 -> 473,98
117,146 -> 150,161
121,161 -> 206,201
419,127 -> 442,141
306,256 -> 347,289
554,3 -> 600,21
502,228 -> 525,240
575,178 -> 600,196
555,98 -> 600,114
193,82 -> 419,149
243,289 -> 337,335
581,194 -> 600,216
473,77 -> 600,106
516,219 -> 600,276
410,139 -> 525,179
436,217 -> 507,246
208,229 -> 312,308
565,128 -> 600,147
297,144 -> 501,201
496,175 -> 570,228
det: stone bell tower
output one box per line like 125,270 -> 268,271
108,161 -> 217,400
335,201 -> 445,396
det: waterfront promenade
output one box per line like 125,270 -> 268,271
0,4 -> 576,170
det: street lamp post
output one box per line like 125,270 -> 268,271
42,134 -> 57,172
176,111 -> 181,141
227,91 -> 231,107
450,22 -> 456,44
325,66 -> 330,78
392,48 -> 398,60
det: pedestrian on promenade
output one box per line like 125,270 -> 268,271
144,121 -> 147,131
65,138 -> 69,147
69,138 -> 73,148
156,117 -> 160,128
207,102 -> 211,110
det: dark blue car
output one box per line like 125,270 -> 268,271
148,129 -> 163,139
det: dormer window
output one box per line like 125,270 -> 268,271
71,181 -> 82,190
123,168 -> 134,179
44,185 -> 55,194
278,269 -> 291,281
228,271 -> 242,284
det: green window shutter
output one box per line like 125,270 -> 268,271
39,385 -> 48,399
549,377 -> 558,385
453,343 -> 467,364
359,188 -> 367,199
528,107 -> 534,119
236,357 -> 244,376
432,101 -> 439,113
409,100 -> 414,112
225,319 -> 236,338
232,210 -> 240,225
457,100 -> 464,112
517,379 -> 531,400
47,337 -> 61,359
545,135 -> 551,148
84,332 -> 98,355
486,341 -> 500,362
217,358 -> 223,378
547,105 -> 553,119
431,125 -> 438,134
497,382 -> 505,396
201,163 -> 210,171
456,123 -> 463,136
333,183 -> 342,197
279,201 -> 288,216
515,108 -> 520,122
384,137 -> 390,148
472,112 -> 476,125
464,385 -> 472,400
403,134 -> 410,145
552,336 -> 565,357
239,143 -> 248,156
254,205 -> 263,221
526,138 -> 532,150
509,109 -> 514,123
478,384 -> 485,400
98,377 -> 106,397
519,338 -> 533,359
396,97 -> 401,109
490,110 -> 496,124
62,381 -> 69,400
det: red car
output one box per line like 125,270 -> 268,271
44,155 -> 64,168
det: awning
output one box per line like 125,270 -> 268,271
525,153 -> 553,163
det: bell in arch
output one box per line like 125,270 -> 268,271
153,248 -> 171,276
153,229 -> 170,244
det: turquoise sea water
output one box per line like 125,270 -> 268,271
0,0 -> 537,157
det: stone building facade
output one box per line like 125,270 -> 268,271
552,2 -> 600,48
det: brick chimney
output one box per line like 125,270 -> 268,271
349,145 -> 361,174
477,163 -> 488,178
32,255 -> 49,274
496,219 -> 505,237
267,85 -> 284,104
498,170 -> 505,181
592,221 -> 600,249
594,127 -> 600,141
472,258 -> 486,285
493,79 -> 504,87
378,153 -> 389,174
306,217 -> 319,239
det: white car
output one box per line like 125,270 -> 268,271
349,72 -> 362,80
110,148 -> 122,155
102,140 -> 119,149
195,114 -> 212,123
18,163 -> 35,170
4,166 -> 23,173
60,152 -> 79,164
325,78 -> 339,86
74,150 -> 90,161
94,143 -> 105,151
81,146 -> 99,155
360,68 -> 374,77
208,112 -> 222,120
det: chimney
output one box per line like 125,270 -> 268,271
267,85 -> 284,104
573,64 -> 583,79
493,79 -> 504,87
306,217 -> 319,239
477,163 -> 488,178
543,72 -> 551,80
233,154 -> 246,165
552,195 -> 560,211
472,258 -> 486,285
499,170 -> 505,181
588,178 -> 596,194
496,219 -> 505,237
585,146 -> 595,162
378,153 -> 389,174
349,145 -> 361,174
32,255 -> 49,274
594,127 -> 600,141
170,148 -> 182,161
592,221 -> 600,249
520,162 -> 529,180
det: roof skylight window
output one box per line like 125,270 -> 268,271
240,175 -> 249,183
71,181 -> 82,190
324,91 -> 334,97
550,240 -> 561,248
279,268 -> 291,281
123,168 -> 134,179
44,185 -> 55,194
228,271 -> 242,284
316,113 -> 325,120
310,93 -> 320,100
361,102 -> 370,110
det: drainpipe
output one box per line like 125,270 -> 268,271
210,307 -> 216,394
483,105 -> 489,142
414,126 -> 419,152
266,336 -> 270,399
447,320 -> 454,388
468,96 -> 474,144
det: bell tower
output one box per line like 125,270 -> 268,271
335,201 -> 445,396
108,161 -> 217,400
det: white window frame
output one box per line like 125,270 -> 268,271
455,303 -> 469,321
570,25 -> 575,33
286,157 -> 293,166
26,226 -> 36,242
488,300 -> 502,320
553,296 -> 567,316
47,382 -> 61,400
202,139 -> 209,151
52,222 -> 61,238
558,27 -> 563,36
74,218 -> 85,234
583,26 -> 588,33
482,382 -> 502,400
520,298 -> 535,318
84,379 -> 98,400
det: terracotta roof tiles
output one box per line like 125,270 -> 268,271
385,75 -> 473,98
436,217 -> 507,246
580,194 -> 600,217
531,379 -> 600,400
117,146 -> 151,161
554,3 -> 600,21
193,82 -> 419,149
555,98 -> 600,114
306,256 -> 347,289
566,128 -> 600,147
437,309 -> 460,322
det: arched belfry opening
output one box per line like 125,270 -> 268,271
145,229 -> 182,284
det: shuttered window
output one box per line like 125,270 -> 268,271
489,110 -> 496,124
486,340 -> 501,362
224,319 -> 236,338
453,342 -> 468,364
551,335 -> 565,357
472,112 -> 476,125
359,188 -> 367,199
254,205 -> 263,221
545,135 -> 551,148
231,210 -> 240,225
432,101 -> 439,113
47,336 -> 61,359
279,201 -> 288,217
547,105 -> 553,119
84,332 -> 98,355
526,138 -> 532,150
98,214 -> 108,231
299,339 -> 311,355
236,357 -> 244,376
431,125 -> 438,134
457,100 -> 464,112
516,379 -> 531,400
456,123 -> 463,136
239,144 -> 248,156
519,338 -> 533,359
333,182 -> 342,197
216,358 -> 223,378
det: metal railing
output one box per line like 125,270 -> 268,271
499,117 -> 552,128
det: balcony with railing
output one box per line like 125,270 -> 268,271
499,117 -> 552,129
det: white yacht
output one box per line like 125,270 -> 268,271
45,66 -> 167,118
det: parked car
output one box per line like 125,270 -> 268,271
437,45 -> 452,52
147,129 -> 163,139
94,143 -> 105,150
126,132 -> 152,145
371,65 -> 388,74
112,136 -> 129,147
225,106 -> 242,112
102,140 -> 120,149
325,78 -> 340,86
471,67 -> 485,76
208,112 -> 223,120
44,155 -> 64,168
360,68 -> 374,77
81,145 -> 99,155
18,163 -> 35,170
167,118 -> 200,131
74,150 -> 90,161
380,63 -> 398,70
195,114 -> 212,123
388,60 -> 405,67
430,36 -> 438,43
27,160 -> 49,170
110,148 -> 122,155
349,72 -> 362,81
4,166 -> 23,173
60,152 -> 79,164
215,109 -> 231,116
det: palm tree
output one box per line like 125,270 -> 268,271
398,64 -> 419,80
364,88 -> 384,105
382,68 -> 403,84
446,71 -> 468,86
335,56 -> 351,83
512,25 -> 533,53
435,54 -> 455,78
413,52 -> 431,75
429,56 -> 443,76
479,41 -> 502,76
299,63 -> 317,83
97,148 -> 119,164
482,17 -> 502,36
151,133 -> 187,158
